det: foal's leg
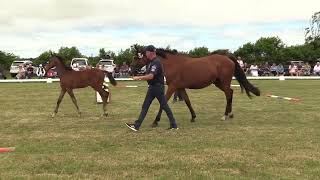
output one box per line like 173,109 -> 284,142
215,82 -> 234,121
52,88 -> 66,118
97,87 -> 109,117
179,89 -> 197,122
67,89 -> 81,117
152,85 -> 176,127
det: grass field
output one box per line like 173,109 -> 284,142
1,80 -> 320,179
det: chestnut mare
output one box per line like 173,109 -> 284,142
131,46 -> 260,126
45,55 -> 117,117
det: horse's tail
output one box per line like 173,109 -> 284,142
103,71 -> 117,86
228,55 -> 260,98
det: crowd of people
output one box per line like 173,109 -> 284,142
2,57 -> 320,80
113,62 -> 130,78
14,64 -> 46,79
236,57 -> 320,77
0,62 -> 132,80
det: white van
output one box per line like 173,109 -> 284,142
71,58 -> 88,71
10,60 -> 33,77
98,59 -> 116,73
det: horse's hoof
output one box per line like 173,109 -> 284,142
51,113 -> 56,118
151,122 -> 158,128
228,113 -> 234,118
221,115 -> 228,121
191,119 -> 195,122
78,113 -> 82,118
101,113 -> 108,117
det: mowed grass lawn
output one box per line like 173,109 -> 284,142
0,80 -> 320,179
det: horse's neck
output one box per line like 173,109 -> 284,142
55,63 -> 68,76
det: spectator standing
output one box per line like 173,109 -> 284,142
237,56 -> 245,71
250,63 -> 259,77
36,64 -> 46,78
313,62 -> 320,75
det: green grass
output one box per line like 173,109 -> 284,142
1,80 -> 320,179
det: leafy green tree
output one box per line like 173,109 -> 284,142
234,37 -> 285,64
57,46 -> 83,66
88,56 -> 100,67
0,51 -> 18,69
114,48 -> 134,65
234,42 -> 256,63
34,50 -> 55,66
188,47 -> 209,57
254,37 -> 285,63
99,48 -> 116,59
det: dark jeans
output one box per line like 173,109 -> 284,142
135,85 -> 177,129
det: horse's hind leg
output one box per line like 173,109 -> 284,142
52,88 -> 66,118
179,89 -> 197,122
94,86 -> 109,117
67,89 -> 81,117
215,82 -> 234,121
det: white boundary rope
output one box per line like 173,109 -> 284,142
2,76 -> 320,83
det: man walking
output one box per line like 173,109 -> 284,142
125,45 -> 178,131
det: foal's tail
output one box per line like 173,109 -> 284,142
103,71 -> 117,86
228,55 -> 260,98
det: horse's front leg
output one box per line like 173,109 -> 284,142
179,89 -> 197,122
151,85 -> 176,127
67,89 -> 81,117
52,89 -> 66,118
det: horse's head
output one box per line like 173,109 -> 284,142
130,44 -> 149,75
45,55 -> 61,73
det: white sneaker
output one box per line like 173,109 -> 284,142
125,123 -> 138,132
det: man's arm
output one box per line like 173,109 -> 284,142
133,73 -> 154,81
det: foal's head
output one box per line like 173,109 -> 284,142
45,55 -> 67,72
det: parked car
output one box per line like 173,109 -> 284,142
71,58 -> 88,71
98,59 -> 116,73
9,60 -> 33,77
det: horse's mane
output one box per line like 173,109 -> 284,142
156,48 -> 180,58
53,55 -> 73,70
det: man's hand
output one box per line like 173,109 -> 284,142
132,76 -> 141,80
